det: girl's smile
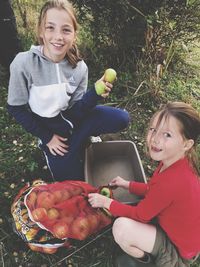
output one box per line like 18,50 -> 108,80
150,145 -> 162,153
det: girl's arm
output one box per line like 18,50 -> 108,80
66,64 -> 112,120
66,88 -> 102,120
7,104 -> 53,145
109,177 -> 173,223
129,181 -> 149,196
7,53 -> 53,145
89,174 -> 173,223
110,176 -> 148,196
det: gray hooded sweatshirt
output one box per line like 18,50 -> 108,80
8,45 -> 88,118
7,45 -> 100,144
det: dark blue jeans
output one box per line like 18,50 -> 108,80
40,105 -> 129,181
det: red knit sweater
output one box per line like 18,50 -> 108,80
109,158 -> 200,259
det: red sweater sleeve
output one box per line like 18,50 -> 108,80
109,200 -> 144,221
109,171 -> 174,223
129,181 -> 149,196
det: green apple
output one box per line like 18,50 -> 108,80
100,187 -> 111,198
104,68 -> 117,83
100,187 -> 113,217
95,80 -> 106,95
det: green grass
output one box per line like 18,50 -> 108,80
0,41 -> 200,266
185,42 -> 200,70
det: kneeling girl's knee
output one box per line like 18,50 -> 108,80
112,217 -> 129,244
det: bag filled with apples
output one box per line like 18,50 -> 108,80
24,180 -> 113,242
11,179 -> 69,254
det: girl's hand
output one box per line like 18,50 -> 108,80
88,193 -> 113,209
109,176 -> 130,189
96,75 -> 113,98
101,81 -> 113,98
47,134 -> 68,156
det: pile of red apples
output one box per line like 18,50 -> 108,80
25,181 -> 112,254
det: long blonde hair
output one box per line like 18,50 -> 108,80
37,0 -> 82,67
148,102 -> 200,175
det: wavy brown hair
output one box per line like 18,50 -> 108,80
147,102 -> 200,175
37,0 -> 82,67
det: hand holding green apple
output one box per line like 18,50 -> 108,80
88,193 -> 113,210
95,80 -> 106,96
95,68 -> 117,96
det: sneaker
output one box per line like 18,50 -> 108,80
90,136 -> 102,143
136,253 -> 151,264
113,249 -> 155,267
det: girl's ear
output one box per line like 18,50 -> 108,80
184,139 -> 194,152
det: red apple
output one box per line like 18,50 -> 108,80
42,247 -> 58,254
61,215 -> 74,225
65,196 -> 80,216
61,189 -> 72,201
59,208 -> 72,218
87,214 -> 99,233
31,207 -> 47,222
59,202 -> 78,218
47,208 -> 60,220
53,190 -> 63,203
37,191 -> 56,209
71,216 -> 90,240
53,221 -> 69,239
70,186 -> 83,196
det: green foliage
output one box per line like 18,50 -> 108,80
73,0 -> 166,74
12,0 -> 43,49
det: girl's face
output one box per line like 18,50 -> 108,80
147,113 -> 193,171
40,8 -> 76,63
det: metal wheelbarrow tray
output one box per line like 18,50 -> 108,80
85,140 -> 147,204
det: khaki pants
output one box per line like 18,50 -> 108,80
152,227 -> 198,267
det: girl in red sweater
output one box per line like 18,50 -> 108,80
88,101 -> 200,267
